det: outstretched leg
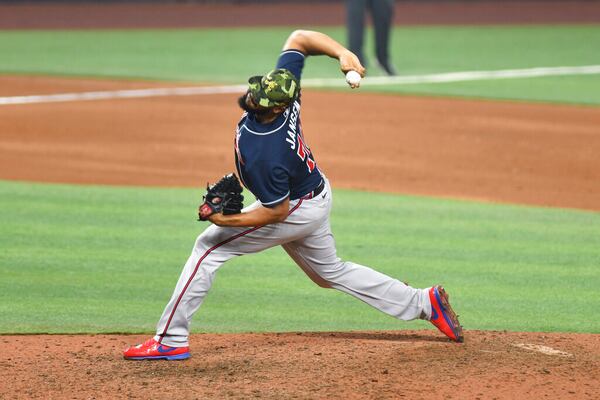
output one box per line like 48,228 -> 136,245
283,185 -> 463,341
283,222 -> 431,321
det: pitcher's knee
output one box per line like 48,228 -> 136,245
314,279 -> 332,289
318,261 -> 350,285
301,268 -> 333,289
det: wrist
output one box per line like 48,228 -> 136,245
335,48 -> 349,60
208,213 -> 227,226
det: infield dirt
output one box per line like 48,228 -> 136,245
1,74 -> 599,399
1,75 -> 599,211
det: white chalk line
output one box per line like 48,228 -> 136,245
513,343 -> 573,357
0,84 -> 248,106
1,65 -> 599,106
307,65 -> 600,86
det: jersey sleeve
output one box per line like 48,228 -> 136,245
276,50 -> 306,82
247,161 -> 290,207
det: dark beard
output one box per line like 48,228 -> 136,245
237,92 -> 271,116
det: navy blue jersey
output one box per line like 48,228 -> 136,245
234,50 -> 322,207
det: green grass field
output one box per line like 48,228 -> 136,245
1,180 -> 598,334
1,24 -> 599,335
1,25 -> 600,104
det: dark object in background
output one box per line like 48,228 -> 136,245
346,0 -> 396,76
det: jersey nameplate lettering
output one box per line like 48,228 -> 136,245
285,100 -> 315,173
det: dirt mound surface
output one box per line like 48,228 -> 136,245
1,331 -> 599,399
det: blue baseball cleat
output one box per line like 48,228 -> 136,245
123,338 -> 190,360
429,285 -> 464,343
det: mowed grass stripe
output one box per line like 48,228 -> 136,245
0,180 -> 598,334
2,65 -> 599,106
1,25 -> 600,104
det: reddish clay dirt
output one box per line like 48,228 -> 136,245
1,1 -> 600,29
1,73 -> 600,399
1,331 -> 599,399
1,75 -> 599,211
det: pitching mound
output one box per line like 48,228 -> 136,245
2,331 -> 599,399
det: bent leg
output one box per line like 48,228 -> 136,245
283,221 -> 431,321
155,199 -> 325,347
155,223 -> 259,346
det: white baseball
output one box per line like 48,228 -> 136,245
345,70 -> 362,86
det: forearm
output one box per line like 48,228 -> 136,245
208,201 -> 289,227
284,30 -> 346,59
285,30 -> 366,78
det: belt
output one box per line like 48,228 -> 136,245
301,180 -> 325,200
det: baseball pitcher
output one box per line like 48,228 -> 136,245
124,30 -> 463,360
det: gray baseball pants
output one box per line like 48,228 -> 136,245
155,177 -> 432,347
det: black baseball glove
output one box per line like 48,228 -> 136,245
198,173 -> 244,221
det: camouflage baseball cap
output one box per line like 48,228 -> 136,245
248,68 -> 300,108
